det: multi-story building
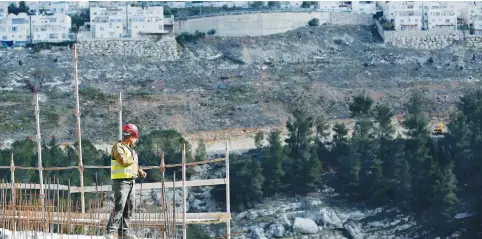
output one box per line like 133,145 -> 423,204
0,2 -> 9,17
384,1 -> 423,31
90,6 -> 169,39
423,3 -> 457,30
90,6 -> 128,38
127,6 -> 166,38
461,5 -> 482,34
0,12 -> 72,46
351,1 -> 376,14
0,13 -> 31,45
30,13 -> 72,43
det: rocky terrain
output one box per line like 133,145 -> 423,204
0,24 -> 481,147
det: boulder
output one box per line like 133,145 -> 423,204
250,227 -> 267,239
316,208 -> 344,229
292,217 -> 318,234
344,220 -> 363,239
266,223 -> 285,238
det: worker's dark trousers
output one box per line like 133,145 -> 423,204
106,179 -> 135,237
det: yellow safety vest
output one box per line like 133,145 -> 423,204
111,141 -> 138,180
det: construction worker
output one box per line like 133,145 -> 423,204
105,123 -> 147,239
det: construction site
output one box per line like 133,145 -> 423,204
0,44 -> 232,239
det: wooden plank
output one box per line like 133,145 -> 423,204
70,178 -> 227,193
0,212 -> 230,225
0,183 -> 70,190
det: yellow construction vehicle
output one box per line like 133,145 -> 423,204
433,122 -> 445,136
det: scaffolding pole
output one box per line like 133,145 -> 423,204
119,92 -> 122,141
225,142 -> 231,239
182,144 -> 187,239
34,92 -> 45,208
73,43 -> 85,214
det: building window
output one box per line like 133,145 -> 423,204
446,19 -> 450,23
2,36 -> 6,40
49,33 -> 58,39
11,27 -> 17,32
100,27 -> 104,30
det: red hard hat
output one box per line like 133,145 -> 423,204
123,123 -> 139,139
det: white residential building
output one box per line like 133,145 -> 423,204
385,1 -> 423,31
423,3 -> 457,30
127,6 -> 166,39
30,13 -> 72,43
352,1 -> 376,14
461,6 -> 482,34
90,6 -> 169,39
90,6 -> 127,38
0,2 -> 9,17
0,13 -> 30,45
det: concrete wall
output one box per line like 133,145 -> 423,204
175,12 -> 374,37
76,36 -> 179,60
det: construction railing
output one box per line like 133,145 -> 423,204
0,142 -> 231,239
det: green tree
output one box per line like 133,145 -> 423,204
262,130 -> 285,196
331,123 -> 350,170
254,131 -> 264,149
374,104 -> 396,179
250,1 -> 264,8
195,138 -> 207,162
268,1 -> 281,8
392,136 -> 411,207
403,92 -> 433,210
136,130 -> 192,182
284,99 -> 318,194
315,115 -> 330,168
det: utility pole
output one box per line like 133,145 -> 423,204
73,43 -> 85,214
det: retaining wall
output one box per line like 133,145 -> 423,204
76,36 -> 179,60
175,12 -> 374,37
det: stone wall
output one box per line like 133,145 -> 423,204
465,36 -> 482,48
76,36 -> 179,60
380,29 -> 465,50
175,12 -> 373,37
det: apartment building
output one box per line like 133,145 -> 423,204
0,13 -> 30,45
127,6 -> 167,39
90,6 -> 169,39
351,1 -> 376,14
422,2 -> 457,30
30,13 -> 72,43
384,1 -> 423,31
0,2 -> 9,17
90,6 -> 127,38
461,6 -> 482,34
0,12 -> 72,46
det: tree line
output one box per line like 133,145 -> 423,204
212,90 -> 482,237
2,89 -> 482,236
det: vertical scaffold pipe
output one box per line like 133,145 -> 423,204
182,144 -> 187,239
225,141 -> 231,239
73,43 -> 85,214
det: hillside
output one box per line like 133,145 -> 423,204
0,24 -> 480,146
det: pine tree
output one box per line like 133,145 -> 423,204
375,104 -> 396,179
254,131 -> 264,149
284,99 -> 315,194
392,136 -> 411,207
315,115 -> 330,169
331,123 -> 350,170
262,130 -> 285,196
403,91 -> 433,209
195,138 -> 207,162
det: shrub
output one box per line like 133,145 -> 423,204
308,18 -> 320,27
207,29 -> 216,35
